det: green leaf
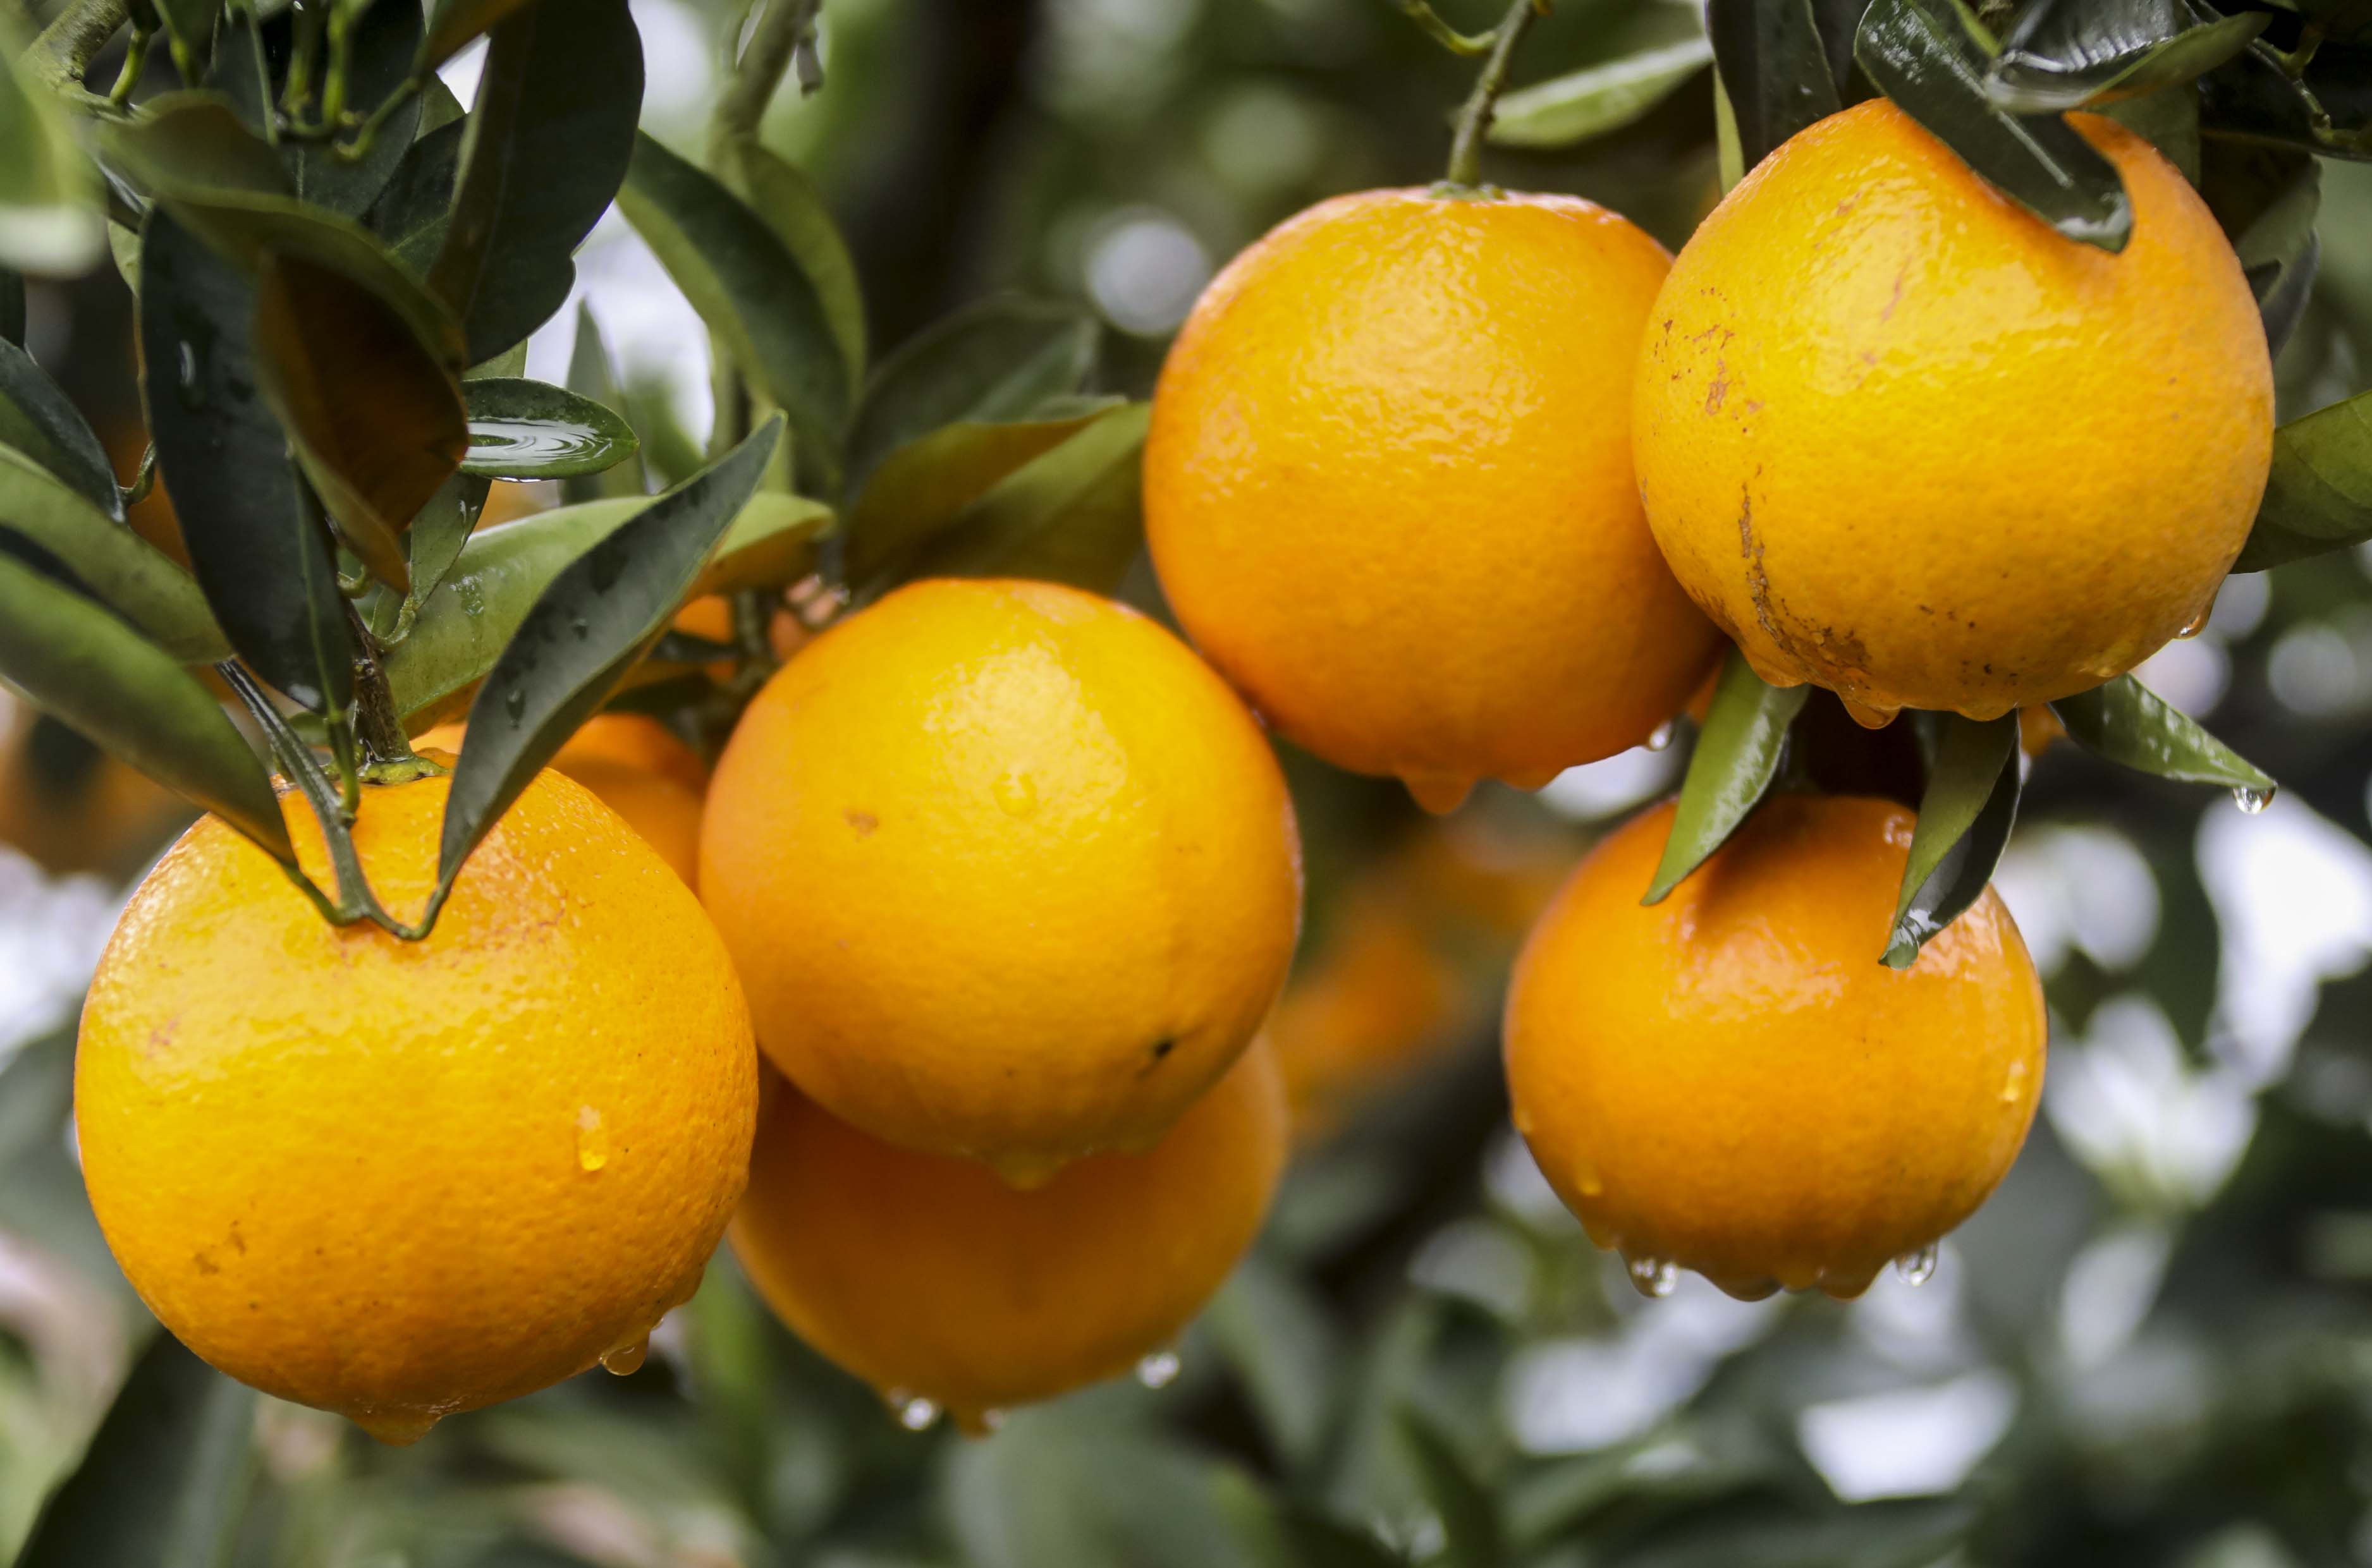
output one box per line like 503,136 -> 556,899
1709,0 -> 1845,171
2197,39 -> 2372,161
1217,1474 -> 1411,1568
843,404 -> 1116,585
844,298 -> 1099,504
139,210 -> 355,714
561,303 -> 645,504
0,33 -> 105,275
2233,389 -> 2372,571
152,0 -> 227,75
1,265 -> 23,344
695,490 -> 833,595
285,0 -> 424,213
0,445 -> 224,662
434,416 -> 781,888
252,252 -> 470,593
1986,0 -> 2267,112
2201,142 -> 2321,356
460,376 -> 640,479
1397,1408 -> 1504,1568
1855,0 -> 2133,250
0,335 -> 123,518
719,135 -> 867,390
358,468 -> 492,644
369,118 -> 465,273
422,0 -> 541,67
202,6 -> 276,140
430,0 -> 643,364
15,1331 -> 259,1568
1885,712 -> 2019,967
100,89 -> 293,200
1645,648 -> 1809,903
1489,36 -> 1715,148
1207,1261 -> 1341,1475
2049,674 -> 2275,796
0,549 -> 290,860
618,132 -> 850,491
884,403 -> 1150,596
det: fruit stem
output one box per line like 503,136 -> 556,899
1443,0 -> 1546,190
710,0 -> 823,159
1390,0 -> 1498,57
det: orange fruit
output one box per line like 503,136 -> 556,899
0,695 -> 190,879
1635,99 -> 2273,724
1504,794 -> 2045,1299
699,578 -> 1300,1185
416,714 -> 709,887
733,1039 -> 1287,1431
75,766 -> 757,1442
1145,188 -> 1720,813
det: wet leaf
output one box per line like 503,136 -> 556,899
430,0 -> 642,364
1489,36 -> 1715,148
619,132 -> 848,491
139,210 -> 354,713
719,134 -> 867,390
0,335 -> 123,517
0,48 -> 106,274
1710,0 -> 1845,172
0,446 -> 223,661
843,297 -> 1098,504
1397,1407 -> 1504,1568
460,376 -> 639,480
422,0 -> 541,67
1986,0 -> 2266,112
2201,142 -> 2321,356
888,403 -> 1150,595
1886,712 -> 2019,967
1855,0 -> 2132,250
2234,389 -> 2372,571
843,404 -> 1116,585
561,303 -> 645,504
2049,674 -> 2275,793
369,117 -> 465,272
358,468 -> 492,644
0,549 -> 289,860
252,252 -> 469,592
434,416 -> 780,889
285,0 -> 424,213
1645,648 -> 1809,903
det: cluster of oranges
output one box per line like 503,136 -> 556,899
69,96 -> 2270,1440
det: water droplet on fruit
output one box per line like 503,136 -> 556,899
1894,1245 -> 1939,1286
1571,1161 -> 1603,1198
2177,604 -> 2212,640
993,770 -> 1037,818
599,1336 -> 648,1375
353,1409 -> 439,1445
1838,693 -> 1898,731
1135,1348 -> 1182,1389
2000,1059 -> 2031,1105
575,1107 -> 608,1172
1625,1254 -> 1677,1298
890,1392 -> 940,1431
2232,785 -> 2273,815
1645,720 -> 1675,752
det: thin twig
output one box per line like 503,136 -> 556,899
1443,0 -> 1548,188
1389,0 -> 1497,57
710,0 -> 822,155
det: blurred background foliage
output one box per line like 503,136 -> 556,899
8,0 -> 2372,1564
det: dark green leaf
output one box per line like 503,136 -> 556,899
422,0 -> 540,67
2099,75 -> 2201,183
886,403 -> 1150,595
1987,0 -> 2267,112
436,417 -> 780,885
561,303 -> 644,504
358,468 -> 492,643
695,490 -> 833,594
2234,389 -> 2372,571
369,118 -> 465,273
100,90 -> 293,200
14,1332 -> 259,1568
430,0 -> 642,364
0,445 -> 224,662
285,0 -> 424,213
1616,1499 -> 1974,1568
1397,1407 -> 1504,1568
1855,0 -> 2133,250
0,550 -> 289,859
202,6 -> 275,140
844,297 -> 1098,504
2201,141 -> 2321,356
618,132 -> 849,490
1491,37 -> 1715,148
1217,1474 -> 1411,1568
1,267 -> 23,344
1885,712 -> 2019,967
1207,1261 -> 1341,1474
719,135 -> 867,390
1711,0 -> 1845,171
1645,648 -> 1809,903
2196,38 -> 2372,160
843,404 -> 1116,585
2049,674 -> 2275,796
460,376 -> 639,479
0,335 -> 123,517
252,252 -> 470,592
139,210 -> 354,713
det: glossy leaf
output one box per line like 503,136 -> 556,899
2201,142 -> 2321,356
0,550 -> 289,860
430,0 -> 643,364
2196,39 -> 2372,161
460,376 -> 639,479
0,29 -> 106,274
1855,0 -> 2132,250
1490,36 -> 1715,148
370,118 -> 465,273
422,0 -> 540,66
1710,0 -> 1845,171
720,135 -> 868,389
842,405 -> 1115,585
286,0 -> 424,213
1645,648 -> 1809,903
15,1331 -> 259,1568
844,297 -> 1098,503
140,211 -> 354,713
0,335 -> 123,517
1398,1408 -> 1505,1568
695,490 -> 833,595
1885,712 -> 2019,968
436,416 -> 781,889
0,445 -> 224,662
2049,674 -> 2275,794
1987,0 -> 2266,112
561,303 -> 644,504
619,132 -> 849,490
252,252 -> 470,592
2234,390 -> 2372,571
889,403 -> 1151,595
358,469 -> 492,644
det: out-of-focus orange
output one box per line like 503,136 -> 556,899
413,713 -> 708,887
0,696 -> 191,879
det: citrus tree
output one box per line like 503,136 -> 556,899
3,0 -> 2372,1564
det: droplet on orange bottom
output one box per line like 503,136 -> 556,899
1402,773 -> 1474,815
353,1409 -> 440,1446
